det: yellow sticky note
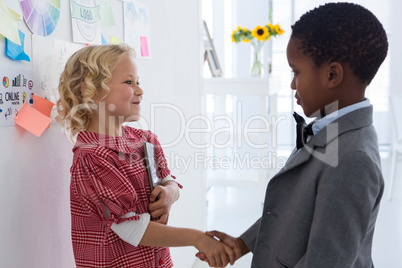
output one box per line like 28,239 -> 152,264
14,102 -> 52,137
33,95 -> 55,128
0,2 -> 21,45
110,36 -> 120,44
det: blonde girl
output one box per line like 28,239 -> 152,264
57,44 -> 234,268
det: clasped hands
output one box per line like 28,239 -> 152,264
195,230 -> 250,268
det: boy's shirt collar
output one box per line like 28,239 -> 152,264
312,98 -> 371,135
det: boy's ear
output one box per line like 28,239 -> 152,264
326,62 -> 344,88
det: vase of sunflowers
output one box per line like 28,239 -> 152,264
232,23 -> 284,77
250,39 -> 265,77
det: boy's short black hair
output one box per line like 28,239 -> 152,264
291,2 -> 388,85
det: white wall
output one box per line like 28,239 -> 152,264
136,1 -> 206,267
0,0 -> 204,267
389,0 -> 402,95
0,1 -> 75,267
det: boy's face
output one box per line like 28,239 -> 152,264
286,38 -> 334,117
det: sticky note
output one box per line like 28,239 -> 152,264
32,95 -> 55,128
100,1 -> 115,27
101,34 -> 107,45
0,2 -> 21,45
110,36 -> 120,44
32,95 -> 54,117
140,36 -> 149,57
14,102 -> 52,137
6,30 -> 30,61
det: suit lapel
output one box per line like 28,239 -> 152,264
274,148 -> 312,177
272,106 -> 373,178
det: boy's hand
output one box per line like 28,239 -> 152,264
195,230 -> 250,264
195,232 -> 235,267
148,181 -> 180,224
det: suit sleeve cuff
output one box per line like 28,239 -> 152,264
240,217 -> 261,253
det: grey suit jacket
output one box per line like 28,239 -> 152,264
240,106 -> 384,268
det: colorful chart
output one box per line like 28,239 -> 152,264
19,0 -> 61,36
3,77 -> 9,88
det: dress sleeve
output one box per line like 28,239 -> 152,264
111,213 -> 151,247
71,151 -> 141,225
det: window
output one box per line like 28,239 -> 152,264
203,0 -> 391,147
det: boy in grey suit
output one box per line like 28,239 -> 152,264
197,3 -> 387,267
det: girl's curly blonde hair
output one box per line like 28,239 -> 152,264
56,44 -> 136,142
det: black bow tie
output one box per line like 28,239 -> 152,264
293,112 -> 314,149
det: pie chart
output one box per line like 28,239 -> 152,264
3,77 -> 9,88
19,0 -> 61,36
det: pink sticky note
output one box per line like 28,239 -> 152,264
140,36 -> 149,57
14,102 -> 52,137
32,95 -> 54,117
32,95 -> 55,128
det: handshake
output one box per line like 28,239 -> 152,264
194,230 -> 250,268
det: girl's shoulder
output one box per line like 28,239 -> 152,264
73,130 -> 138,158
122,125 -> 157,142
72,134 -> 113,161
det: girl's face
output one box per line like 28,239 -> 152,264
286,38 -> 334,117
101,54 -> 143,122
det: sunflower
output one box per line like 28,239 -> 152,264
232,29 -> 242,42
274,24 -> 285,35
251,25 -> 269,41
232,23 -> 283,44
266,23 -> 274,34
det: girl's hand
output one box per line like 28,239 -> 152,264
148,181 -> 180,224
195,233 -> 235,267
196,230 -> 250,264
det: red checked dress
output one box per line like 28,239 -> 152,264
70,126 -> 177,268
